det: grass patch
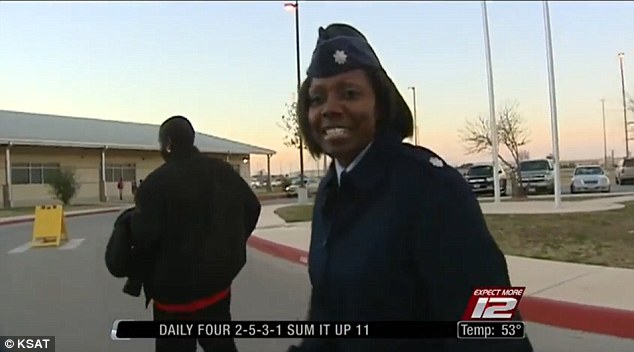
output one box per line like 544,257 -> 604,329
254,187 -> 285,194
0,204 -> 114,218
256,192 -> 289,200
273,201 -> 634,269
274,204 -> 314,223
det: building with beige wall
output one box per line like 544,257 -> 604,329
0,110 -> 275,208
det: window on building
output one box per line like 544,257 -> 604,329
11,163 -> 61,185
104,163 -> 137,182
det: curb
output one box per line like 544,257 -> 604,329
247,235 -> 634,340
0,207 -> 125,226
519,296 -> 634,339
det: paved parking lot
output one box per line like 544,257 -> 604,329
0,213 -> 632,351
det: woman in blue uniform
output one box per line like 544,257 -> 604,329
288,24 -> 534,352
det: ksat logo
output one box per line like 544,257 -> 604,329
462,286 -> 525,320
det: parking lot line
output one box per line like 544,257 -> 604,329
58,238 -> 85,250
8,242 -> 32,254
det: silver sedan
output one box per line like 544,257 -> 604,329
570,165 -> 610,193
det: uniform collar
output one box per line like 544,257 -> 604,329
321,128 -> 402,193
334,142 -> 373,184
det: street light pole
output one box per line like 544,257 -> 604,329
542,1 -> 562,208
285,1 -> 306,202
294,1 -> 304,185
408,86 -> 418,146
481,1 -> 501,204
601,99 -> 608,168
618,52 -> 629,158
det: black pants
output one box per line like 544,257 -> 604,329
153,296 -> 238,352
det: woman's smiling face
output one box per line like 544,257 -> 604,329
307,69 -> 377,166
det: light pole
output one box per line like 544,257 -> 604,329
601,99 -> 608,168
618,52 -> 630,158
407,86 -> 418,146
481,1 -> 501,204
284,1 -> 307,202
542,1 -> 562,208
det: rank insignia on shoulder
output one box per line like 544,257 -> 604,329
429,157 -> 444,168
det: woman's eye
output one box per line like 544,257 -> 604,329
309,95 -> 323,105
344,89 -> 358,99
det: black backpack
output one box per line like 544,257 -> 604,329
105,207 -> 135,278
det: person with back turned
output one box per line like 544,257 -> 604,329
286,24 -> 534,352
130,116 -> 261,352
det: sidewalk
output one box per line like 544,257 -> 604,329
480,195 -> 634,214
0,191 -> 287,225
1,198 -> 632,338
249,199 -> 634,339
0,203 -> 130,225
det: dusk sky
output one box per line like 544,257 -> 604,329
1,1 -> 632,174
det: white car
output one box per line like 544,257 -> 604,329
570,165 -> 610,193
284,178 -> 320,196
615,157 -> 634,185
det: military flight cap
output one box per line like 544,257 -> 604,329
306,23 -> 384,79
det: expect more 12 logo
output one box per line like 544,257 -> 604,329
461,286 -> 526,320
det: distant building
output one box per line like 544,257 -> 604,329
0,110 -> 275,208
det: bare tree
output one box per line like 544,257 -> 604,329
277,101 -> 306,150
459,101 -> 531,197
519,150 -> 530,161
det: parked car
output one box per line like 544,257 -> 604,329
284,178 -> 319,196
570,165 -> 610,193
465,163 -> 507,196
615,157 -> 634,185
519,159 -> 555,194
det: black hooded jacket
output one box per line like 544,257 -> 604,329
129,147 -> 261,306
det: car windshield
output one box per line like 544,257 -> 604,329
575,167 -> 603,175
520,160 -> 551,172
623,158 -> 634,167
467,166 -> 493,177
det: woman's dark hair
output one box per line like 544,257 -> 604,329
296,68 -> 414,158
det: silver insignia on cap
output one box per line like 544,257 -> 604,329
333,50 -> 348,65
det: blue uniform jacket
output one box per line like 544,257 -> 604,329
293,129 -> 534,352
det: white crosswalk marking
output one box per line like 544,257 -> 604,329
58,238 -> 85,250
8,242 -> 32,254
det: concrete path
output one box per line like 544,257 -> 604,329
1,214 -> 633,351
1,196 -> 632,341
480,195 -> 634,214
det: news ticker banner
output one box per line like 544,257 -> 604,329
1,336 -> 55,351
111,320 -> 526,339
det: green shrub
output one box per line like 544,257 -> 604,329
46,169 -> 80,205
